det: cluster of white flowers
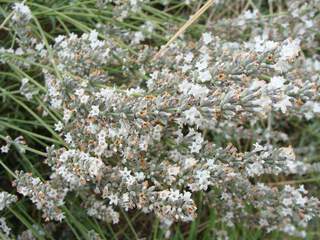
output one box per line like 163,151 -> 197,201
0,217 -> 12,237
19,78 -> 39,101
0,192 -> 17,211
96,0 -> 202,19
12,2 -> 32,24
13,171 -> 67,222
96,0 -> 146,19
0,135 -> 26,154
211,0 -> 320,52
1,0 -> 320,238
0,192 -> 17,236
85,197 -> 120,224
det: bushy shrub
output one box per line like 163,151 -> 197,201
1,0 -> 320,238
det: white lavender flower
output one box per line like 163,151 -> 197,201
0,191 -> 17,211
0,217 -> 12,237
4,0 -> 320,237
12,3 -> 32,24
13,172 -> 67,221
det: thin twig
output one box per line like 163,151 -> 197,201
268,177 -> 320,186
153,0 -> 214,60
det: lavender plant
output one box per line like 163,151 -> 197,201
1,0 -> 320,239
0,191 -> 17,237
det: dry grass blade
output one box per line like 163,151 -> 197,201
268,177 -> 320,186
153,0 -> 214,60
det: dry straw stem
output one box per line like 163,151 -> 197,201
268,177 -> 320,186
153,0 -> 215,60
